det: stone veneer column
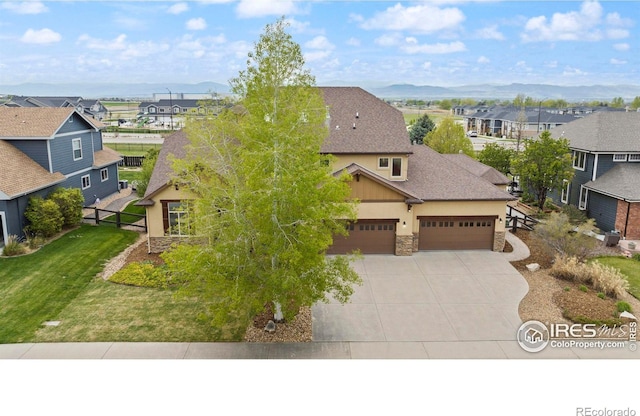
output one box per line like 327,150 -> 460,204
412,233 -> 419,252
493,231 -> 506,252
395,235 -> 414,256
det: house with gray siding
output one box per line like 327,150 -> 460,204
549,111 -> 640,239
0,107 -> 121,246
2,96 -> 108,120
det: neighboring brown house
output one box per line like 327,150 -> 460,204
139,87 -> 515,255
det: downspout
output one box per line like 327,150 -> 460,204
592,154 -> 599,181
623,200 -> 631,239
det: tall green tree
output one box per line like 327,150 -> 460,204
610,97 -> 625,108
162,18 -> 360,326
511,131 -> 574,211
478,142 -> 515,175
630,96 -> 640,110
135,147 -> 159,196
424,117 -> 475,157
408,113 -> 435,144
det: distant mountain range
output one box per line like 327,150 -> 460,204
2,81 -> 640,102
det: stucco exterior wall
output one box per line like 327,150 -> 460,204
145,186 -> 195,238
333,154 -> 409,181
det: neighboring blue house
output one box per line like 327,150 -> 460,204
549,111 -> 640,240
0,107 -> 121,246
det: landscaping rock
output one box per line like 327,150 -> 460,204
526,263 -> 540,272
264,320 -> 276,333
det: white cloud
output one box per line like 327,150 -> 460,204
422,61 -> 432,70
610,58 -> 627,65
562,66 -> 587,76
305,36 -> 334,51
545,60 -> 558,68
477,56 -> 490,64
167,3 -> 189,15
401,40 -> 466,54
21,28 -> 61,44
236,0 -> 298,18
613,43 -> 629,51
375,33 -> 402,47
360,3 -> 465,34
186,18 -> 207,31
1,1 -> 48,14
346,37 -> 361,47
476,25 -> 505,41
78,34 -> 127,51
304,36 -> 334,63
521,0 -> 631,43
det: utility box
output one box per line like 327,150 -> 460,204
119,180 -> 128,190
604,232 -> 620,247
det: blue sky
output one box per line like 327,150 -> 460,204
0,0 -> 638,87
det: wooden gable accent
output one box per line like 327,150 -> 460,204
349,174 -> 406,202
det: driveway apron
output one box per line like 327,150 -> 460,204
312,251 -> 529,342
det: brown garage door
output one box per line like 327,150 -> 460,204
418,216 -> 495,250
327,219 -> 397,254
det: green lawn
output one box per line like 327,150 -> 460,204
105,143 -> 160,156
102,199 -> 146,224
0,224 -> 246,343
591,256 -> 640,299
0,225 -> 139,343
118,168 -> 142,183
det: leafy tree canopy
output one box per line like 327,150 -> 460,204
408,113 -> 435,144
162,18 -> 360,326
511,131 -> 574,211
424,116 -> 475,157
477,142 -> 515,175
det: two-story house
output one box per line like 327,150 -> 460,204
549,111 -> 640,239
2,96 -> 108,120
137,98 -> 224,129
0,107 -> 121,246
138,87 -> 515,255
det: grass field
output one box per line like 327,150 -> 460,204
0,224 -> 245,343
106,143 -> 160,156
0,225 -> 139,343
591,256 -> 640,300
118,168 -> 143,183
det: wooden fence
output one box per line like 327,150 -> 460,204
84,207 -> 147,232
118,156 -> 145,167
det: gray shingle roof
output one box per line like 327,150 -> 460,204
319,87 -> 412,155
549,112 -> 640,152
141,129 -> 189,201
399,145 -> 515,201
440,153 -> 510,185
584,164 -> 640,202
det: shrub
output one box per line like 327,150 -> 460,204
579,285 -> 588,292
26,235 -> 46,250
535,212 -> 599,261
597,292 -> 606,299
561,204 -> 588,225
48,187 -> 84,226
550,255 -> 630,298
109,261 -> 170,288
633,253 -> 640,262
2,235 -> 26,256
616,301 -> 632,313
24,196 -> 64,238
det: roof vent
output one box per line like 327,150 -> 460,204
335,125 -> 339,130
352,123 -> 356,129
355,112 -> 359,119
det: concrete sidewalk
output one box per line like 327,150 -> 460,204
1,340 -> 636,359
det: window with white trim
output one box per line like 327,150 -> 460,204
391,157 -> 402,177
100,168 -> 108,182
579,186 -> 588,210
72,138 -> 82,160
572,151 -> 586,170
378,157 -> 389,169
629,154 -> 640,162
561,180 -> 570,204
81,175 -> 91,190
166,201 -> 192,236
613,154 -> 627,162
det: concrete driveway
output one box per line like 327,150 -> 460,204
313,251 -> 529,345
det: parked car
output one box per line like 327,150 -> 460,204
467,131 -> 478,137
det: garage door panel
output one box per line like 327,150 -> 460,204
327,220 -> 397,254
419,217 -> 494,250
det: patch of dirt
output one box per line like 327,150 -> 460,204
513,229 -> 640,326
122,240 -> 164,267
243,304 -> 312,342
